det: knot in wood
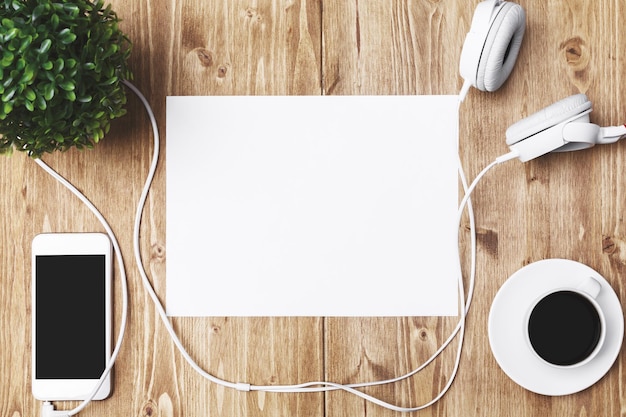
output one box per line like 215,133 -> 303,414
559,36 -> 589,71
141,400 -> 158,417
193,48 -> 214,67
603,235 -> 617,254
418,328 -> 429,341
217,65 -> 229,78
151,243 -> 166,261
245,7 -> 262,22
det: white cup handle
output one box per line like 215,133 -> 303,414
577,276 -> 602,299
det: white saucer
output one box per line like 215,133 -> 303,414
488,259 -> 623,396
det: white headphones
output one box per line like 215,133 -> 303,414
459,0 -> 525,93
460,0 -> 626,162
506,94 -> 626,162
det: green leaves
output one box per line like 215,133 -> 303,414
37,38 -> 51,53
1,49 -> 13,67
58,28 -> 76,44
0,0 -> 132,157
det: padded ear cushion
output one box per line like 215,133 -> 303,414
476,2 -> 526,92
505,94 -> 592,145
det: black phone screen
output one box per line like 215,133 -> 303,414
35,255 -> 106,379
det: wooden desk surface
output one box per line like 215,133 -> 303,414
2,1 -> 625,416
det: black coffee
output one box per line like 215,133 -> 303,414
528,290 -> 602,366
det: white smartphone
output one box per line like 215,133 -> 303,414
31,232 -> 112,401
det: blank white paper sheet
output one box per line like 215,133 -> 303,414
166,95 -> 459,317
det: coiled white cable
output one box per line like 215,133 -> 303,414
127,88 -> 513,411
37,80 -> 515,414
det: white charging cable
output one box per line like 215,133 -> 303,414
34,157 -> 129,415
126,90 -> 517,411
129,106 -> 472,409
34,79 -> 517,414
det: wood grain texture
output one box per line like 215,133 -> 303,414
2,0 -> 626,416
321,2 -> 467,416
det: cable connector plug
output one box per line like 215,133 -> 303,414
235,382 -> 251,392
495,150 -> 520,164
41,402 -> 71,417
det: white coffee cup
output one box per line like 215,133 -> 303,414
524,276 -> 606,368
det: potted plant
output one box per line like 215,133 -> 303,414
0,0 -> 132,158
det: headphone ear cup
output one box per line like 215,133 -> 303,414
476,2 -> 526,92
506,94 -> 592,145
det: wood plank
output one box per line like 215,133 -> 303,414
322,0 -> 466,95
116,1 -> 326,416
321,1 -> 469,416
169,0 -> 322,95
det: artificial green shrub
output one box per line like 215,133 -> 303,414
0,0 -> 131,157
